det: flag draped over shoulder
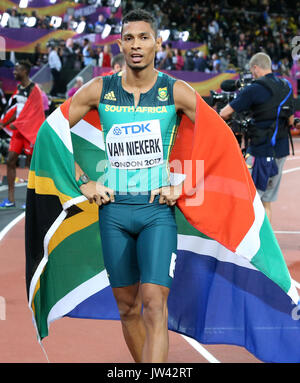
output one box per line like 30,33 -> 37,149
1,84 -> 45,143
25,93 -> 300,363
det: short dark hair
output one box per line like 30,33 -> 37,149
16,60 -> 32,75
121,9 -> 158,37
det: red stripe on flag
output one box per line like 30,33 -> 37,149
83,109 -> 102,131
60,98 -> 72,120
171,93 -> 257,252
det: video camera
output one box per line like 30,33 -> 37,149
207,72 -> 255,154
209,71 -> 254,113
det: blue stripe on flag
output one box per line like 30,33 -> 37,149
66,249 -> 300,363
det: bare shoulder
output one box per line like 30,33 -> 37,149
69,77 -> 103,127
73,76 -> 103,108
173,80 -> 197,122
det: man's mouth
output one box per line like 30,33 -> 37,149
131,53 -> 143,63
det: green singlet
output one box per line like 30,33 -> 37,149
98,71 -> 181,193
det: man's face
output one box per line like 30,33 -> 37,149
13,64 -> 26,81
119,21 -> 161,71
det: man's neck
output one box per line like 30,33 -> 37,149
257,69 -> 272,78
20,77 -> 31,88
122,66 -> 158,92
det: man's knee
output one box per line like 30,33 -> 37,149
142,285 -> 169,325
113,285 -> 142,321
7,152 -> 18,168
118,299 -> 142,321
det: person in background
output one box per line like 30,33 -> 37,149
174,49 -> 184,71
220,52 -> 294,223
82,38 -> 95,67
194,51 -> 208,72
0,61 -> 44,208
48,44 -> 62,97
99,44 -> 112,68
67,76 -> 84,98
0,81 -> 7,116
102,53 -> 126,76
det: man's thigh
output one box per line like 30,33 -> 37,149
245,154 -> 286,202
260,157 -> 286,202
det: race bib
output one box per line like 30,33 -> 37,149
106,119 -> 164,170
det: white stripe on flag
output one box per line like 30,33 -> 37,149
178,234 -> 257,271
178,234 -> 299,304
71,119 -> 105,150
235,192 -> 265,260
47,270 -> 110,327
47,107 -> 73,154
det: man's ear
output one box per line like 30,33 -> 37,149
117,38 -> 122,52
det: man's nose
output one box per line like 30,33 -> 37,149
131,38 -> 141,50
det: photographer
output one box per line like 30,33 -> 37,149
220,52 -> 294,223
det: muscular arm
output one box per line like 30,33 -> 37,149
69,76 -> 102,128
173,80 -> 196,123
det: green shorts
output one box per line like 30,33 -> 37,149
98,193 -> 177,288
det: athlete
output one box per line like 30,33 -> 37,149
0,60 -> 44,208
68,9 -> 196,363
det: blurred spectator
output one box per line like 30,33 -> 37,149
156,45 -> 167,68
271,59 -> 282,75
291,59 -> 300,79
101,53 -> 125,76
208,19 -> 219,36
48,44 -> 62,96
183,50 -> 195,71
291,59 -> 300,96
67,15 -> 77,30
67,76 -> 84,98
99,45 -> 112,67
111,53 -> 125,73
159,43 -> 174,70
8,8 -> 20,28
82,38 -> 95,67
32,43 -> 44,67
0,81 -> 7,116
211,53 -> 221,73
61,38 -> 76,70
95,14 -> 106,33
174,49 -> 184,71
37,84 -> 50,116
280,57 -> 291,76
219,52 -> 231,72
194,51 -> 208,72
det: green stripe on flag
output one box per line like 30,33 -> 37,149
32,121 -> 78,198
71,132 -> 106,181
175,207 -> 212,239
251,214 -> 291,293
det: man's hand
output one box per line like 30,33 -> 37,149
219,104 -> 235,120
149,183 -> 183,206
79,180 -> 115,206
